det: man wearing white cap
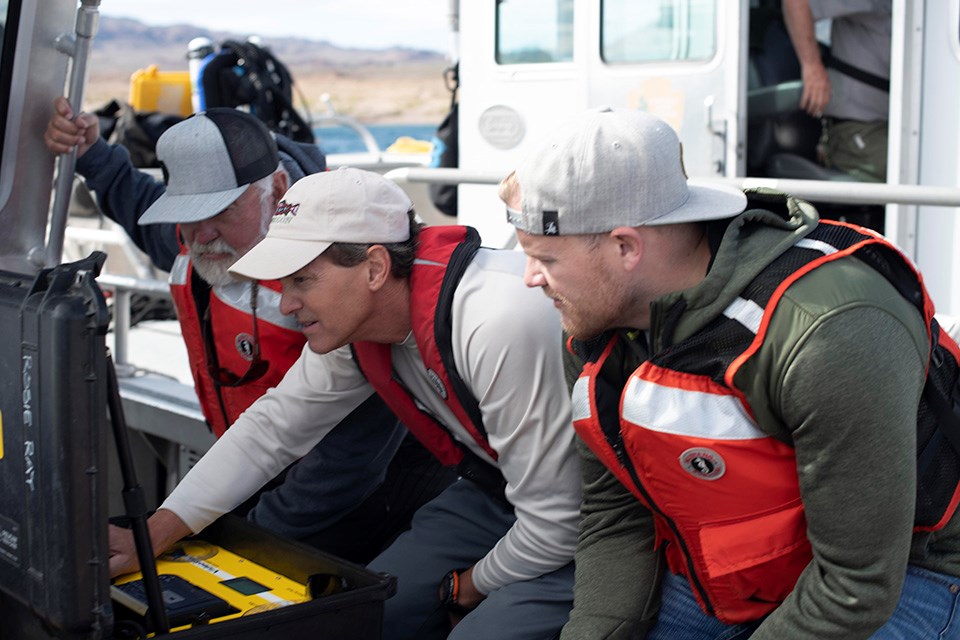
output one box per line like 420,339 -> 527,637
108,166 -> 581,639
45,99 -> 453,564
505,107 -> 960,639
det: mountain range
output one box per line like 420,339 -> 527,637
85,16 -> 451,124
90,16 -> 445,71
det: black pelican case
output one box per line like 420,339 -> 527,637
0,255 -> 112,639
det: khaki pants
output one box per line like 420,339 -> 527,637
820,118 -> 888,183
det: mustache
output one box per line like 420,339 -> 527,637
189,238 -> 238,259
543,287 -> 566,305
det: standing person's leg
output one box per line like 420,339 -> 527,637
368,480 -> 516,640
868,565 -> 960,639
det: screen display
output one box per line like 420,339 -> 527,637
219,576 -> 271,596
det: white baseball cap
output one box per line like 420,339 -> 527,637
229,167 -> 413,280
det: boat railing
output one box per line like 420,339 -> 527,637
312,114 -> 384,157
96,273 -> 212,493
384,168 -> 960,208
97,272 -> 172,372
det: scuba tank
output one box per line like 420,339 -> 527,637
187,36 -> 215,113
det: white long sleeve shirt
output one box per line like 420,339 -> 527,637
162,247 -> 581,594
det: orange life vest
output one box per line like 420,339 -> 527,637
571,220 -> 960,623
169,249 -> 303,437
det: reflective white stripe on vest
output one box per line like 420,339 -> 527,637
170,254 -> 190,285
213,281 -> 300,330
795,237 -> 838,255
722,297 -> 764,335
571,375 -> 592,422
414,258 -> 444,267
622,376 -> 765,440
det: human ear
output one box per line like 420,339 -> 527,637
273,171 -> 289,204
610,227 -> 644,271
365,245 -> 392,290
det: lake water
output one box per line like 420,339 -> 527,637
314,123 -> 438,155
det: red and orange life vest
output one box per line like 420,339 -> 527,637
571,220 -> 960,623
352,226 -> 504,490
169,248 -> 303,437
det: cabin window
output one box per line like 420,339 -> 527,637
601,0 -> 716,63
496,0 -> 574,64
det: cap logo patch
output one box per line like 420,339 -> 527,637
679,447 -> 725,481
542,211 -> 559,236
273,200 -> 300,223
426,369 -> 448,400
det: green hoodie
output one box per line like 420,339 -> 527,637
561,190 -> 960,639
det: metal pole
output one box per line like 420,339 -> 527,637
45,0 -> 101,267
384,167 -> 960,209
113,289 -> 131,368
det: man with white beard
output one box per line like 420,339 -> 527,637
44,98 -> 453,563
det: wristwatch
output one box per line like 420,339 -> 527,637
438,568 -> 473,615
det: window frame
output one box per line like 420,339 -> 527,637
598,0 -> 718,66
494,0 -> 575,65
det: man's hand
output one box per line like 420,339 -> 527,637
445,566 -> 486,630
44,96 -> 100,158
108,524 -> 140,578
108,509 -> 192,578
799,63 -> 831,117
782,0 -> 832,117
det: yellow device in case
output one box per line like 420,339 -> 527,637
112,539 -> 310,627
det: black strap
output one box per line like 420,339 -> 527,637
820,43 -> 890,93
434,227 -> 487,440
456,448 -> 510,510
106,354 -> 170,634
922,339 -> 960,461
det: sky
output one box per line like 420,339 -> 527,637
98,0 -> 454,52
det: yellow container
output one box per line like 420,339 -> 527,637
386,136 -> 434,154
128,65 -> 193,116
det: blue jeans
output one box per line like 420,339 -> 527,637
869,565 -> 960,639
646,565 -> 960,639
645,571 -> 761,640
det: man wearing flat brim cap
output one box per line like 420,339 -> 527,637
45,99 -> 453,572
503,107 -> 960,639
151,166 -> 583,639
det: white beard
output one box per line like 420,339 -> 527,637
186,193 -> 272,287
188,238 -> 241,287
